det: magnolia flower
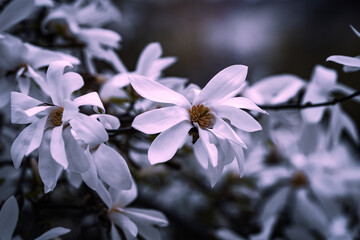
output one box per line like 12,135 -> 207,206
131,65 -> 265,185
11,61 -> 108,192
100,42 -> 181,103
327,25 -> 360,72
96,181 -> 168,240
0,34 -> 79,108
0,196 -> 70,240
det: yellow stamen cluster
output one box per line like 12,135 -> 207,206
188,104 -> 214,129
50,107 -> 64,127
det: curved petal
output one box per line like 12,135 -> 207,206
70,113 -> 108,145
193,138 -> 208,169
91,114 -> 120,130
73,92 -> 105,113
148,121 -> 192,164
26,115 -> 48,155
11,122 -> 37,168
213,105 -> 262,132
0,0 -> 37,32
93,144 -> 132,190
136,42 -> 162,76
46,61 -> 73,106
124,208 -> 168,227
194,65 -> 248,105
230,142 -> 245,177
199,128 -> 218,167
96,181 -> 113,209
11,91 -> 43,124
111,224 -> 122,240
50,126 -> 68,169
110,182 -> 137,208
35,227 -> 70,240
216,97 -> 267,114
327,55 -> 360,68
0,196 -> 18,240
110,212 -> 138,239
129,75 -> 191,108
81,148 -> 98,190
132,106 -> 189,134
61,72 -> 84,101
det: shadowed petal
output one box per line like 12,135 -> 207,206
110,213 -> 138,239
50,126 -> 68,169
35,227 -> 70,240
199,128 -> 218,167
327,55 -> 360,68
216,97 -> 267,113
0,196 -> 18,240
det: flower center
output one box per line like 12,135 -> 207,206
188,104 -> 215,129
291,171 -> 308,188
50,107 -> 64,127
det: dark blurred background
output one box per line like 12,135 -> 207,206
112,0 -> 360,125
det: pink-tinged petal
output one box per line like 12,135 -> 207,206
124,208 -> 168,226
11,92 -> 43,124
301,106 -> 327,124
209,116 -> 247,148
24,106 -> 52,118
91,114 -> 120,130
199,128 -> 218,167
193,138 -> 208,169
129,75 -> 191,108
194,65 -> 248,105
35,227 -> 70,240
26,116 -> 47,155
327,55 -> 360,68
132,106 -> 189,134
110,182 -> 137,208
270,79 -> 305,105
50,126 -> 68,169
218,138 -> 235,166
147,57 -> 177,80
96,181 -> 113,209
38,132 -> 63,193
93,144 -> 132,190
70,113 -> 108,145
62,127 -> 90,173
73,92 -> 104,112
216,97 -> 267,114
148,121 -> 192,164
110,213 -> 138,239
61,72 -> 84,101
81,148 -> 98,190
62,100 -> 79,122
0,196 -> 18,240
0,0 -> 37,32
214,105 -> 262,132
46,61 -> 73,106
11,122 -> 36,168
136,42 -> 162,76
311,65 -> 337,87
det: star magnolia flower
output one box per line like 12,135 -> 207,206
130,65 -> 265,179
0,196 -> 70,240
11,61 -> 108,191
96,181 -> 168,240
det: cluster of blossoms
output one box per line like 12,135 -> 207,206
0,0 -> 359,240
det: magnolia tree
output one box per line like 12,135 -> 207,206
0,0 -> 359,240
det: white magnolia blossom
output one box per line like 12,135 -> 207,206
10,61 -> 111,192
0,196 -> 70,240
131,65 -> 266,186
327,25 -> 360,72
96,181 -> 168,240
42,0 -> 123,74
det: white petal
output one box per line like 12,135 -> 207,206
110,182 -> 137,208
11,92 -> 42,124
148,121 -> 192,164
129,74 -> 191,108
0,0 -> 36,32
214,105 -> 262,132
91,114 -> 120,130
0,196 -> 18,240
60,72 -> 84,101
73,92 -> 105,113
124,208 -> 168,226
199,128 -> 218,167
193,138 -> 208,169
26,116 -> 48,155
70,113 -> 108,145
17,75 -> 31,95
96,181 -> 113,208
132,106 -> 189,134
194,65 -> 248,105
93,144 -> 132,190
136,42 -> 162,76
216,97 -> 267,113
35,227 -> 70,240
110,212 -> 138,239
66,171 -> 82,189
62,127 -> 90,173
327,55 -> 360,68
11,122 -> 36,168
230,142 -> 245,177
38,133 -> 63,193
81,148 -> 98,190
50,126 -> 68,169
46,61 -> 73,106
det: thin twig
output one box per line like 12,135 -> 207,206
259,90 -> 360,110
